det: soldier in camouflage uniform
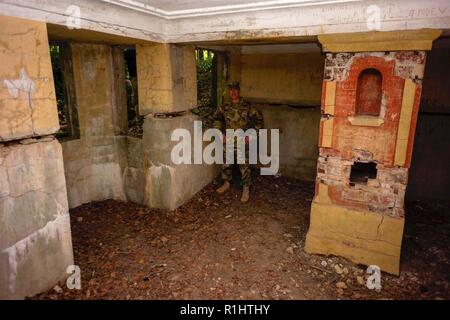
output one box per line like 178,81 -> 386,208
213,82 -> 263,203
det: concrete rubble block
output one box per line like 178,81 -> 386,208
136,43 -> 197,114
142,113 -> 219,210
0,15 -> 59,142
0,139 -> 73,299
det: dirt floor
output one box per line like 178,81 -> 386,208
31,176 -> 450,300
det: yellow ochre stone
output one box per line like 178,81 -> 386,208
394,79 -> 416,166
348,115 -> 384,127
324,81 -> 336,116
318,29 -> 442,52
305,184 -> 404,275
136,43 -> 197,115
321,118 -> 334,148
0,15 -> 59,141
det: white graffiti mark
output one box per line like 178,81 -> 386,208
3,68 -> 36,100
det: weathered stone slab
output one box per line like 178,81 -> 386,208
0,15 -> 59,142
142,114 -> 219,210
0,139 -> 73,299
305,184 -> 404,275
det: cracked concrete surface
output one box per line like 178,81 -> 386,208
0,138 -> 73,299
0,16 -> 59,142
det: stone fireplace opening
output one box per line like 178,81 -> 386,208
349,161 -> 377,185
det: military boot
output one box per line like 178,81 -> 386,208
216,181 -> 230,194
240,186 -> 250,203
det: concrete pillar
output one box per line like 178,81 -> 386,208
305,30 -> 441,275
136,43 -> 218,210
0,15 -> 73,298
136,43 -> 197,115
61,43 -> 127,208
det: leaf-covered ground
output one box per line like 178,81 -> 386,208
31,176 -> 450,300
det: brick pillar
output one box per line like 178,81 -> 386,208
305,30 -> 441,275
0,15 -> 73,298
136,44 -> 218,210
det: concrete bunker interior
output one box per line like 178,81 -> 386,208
1,1 -> 450,300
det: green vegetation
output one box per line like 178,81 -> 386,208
49,44 -> 69,136
193,49 -> 216,128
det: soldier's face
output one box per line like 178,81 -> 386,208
229,88 -> 240,101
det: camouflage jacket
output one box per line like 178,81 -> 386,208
213,99 -> 263,132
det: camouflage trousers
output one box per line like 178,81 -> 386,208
221,146 -> 252,187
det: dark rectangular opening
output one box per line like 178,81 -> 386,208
350,161 -> 377,184
49,42 -> 80,140
124,47 -> 143,138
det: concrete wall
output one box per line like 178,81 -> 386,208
121,118 -> 220,210
61,43 -> 126,208
254,104 -> 320,181
142,114 -> 220,210
241,51 -> 324,106
0,138 -> 73,299
238,50 -> 324,180
123,136 -> 145,205
408,38 -> 450,201
0,16 -> 73,299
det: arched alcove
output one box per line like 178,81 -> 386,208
355,68 -> 382,116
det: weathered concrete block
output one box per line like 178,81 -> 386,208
305,184 -> 404,275
0,15 -> 59,142
0,139 -> 73,299
136,44 -> 197,114
142,114 -> 219,210
60,43 -> 127,208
